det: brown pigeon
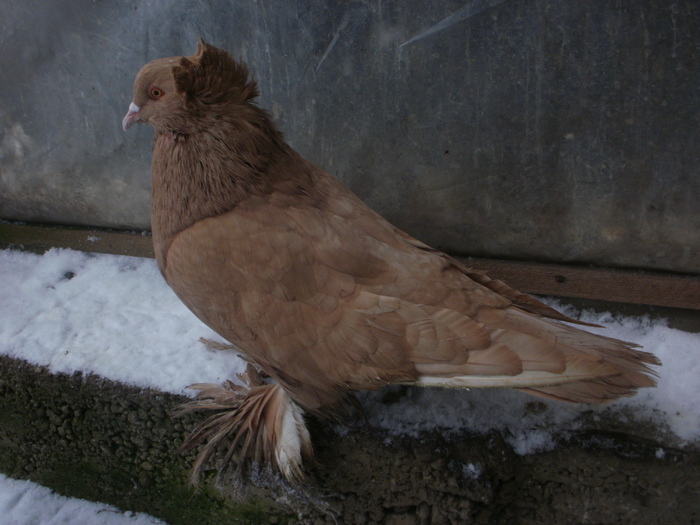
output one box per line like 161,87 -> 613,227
123,40 -> 659,485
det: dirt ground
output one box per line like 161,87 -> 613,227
306,423 -> 700,524
0,354 -> 698,524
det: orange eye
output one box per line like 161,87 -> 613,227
148,86 -> 164,99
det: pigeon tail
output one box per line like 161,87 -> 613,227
176,364 -> 313,486
413,312 -> 659,404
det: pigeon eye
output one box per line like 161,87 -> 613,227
149,86 -> 164,99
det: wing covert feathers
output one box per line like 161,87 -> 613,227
165,196 -> 659,411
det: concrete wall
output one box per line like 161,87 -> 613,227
1,0 -> 698,273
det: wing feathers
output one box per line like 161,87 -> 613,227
415,344 -> 522,376
490,329 -> 565,373
165,178 -> 658,413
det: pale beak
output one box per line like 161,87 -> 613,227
122,102 -> 141,131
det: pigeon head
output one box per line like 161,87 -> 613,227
122,39 -> 259,133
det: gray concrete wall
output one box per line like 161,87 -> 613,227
1,0 -> 698,273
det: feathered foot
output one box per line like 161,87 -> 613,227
175,364 -> 313,487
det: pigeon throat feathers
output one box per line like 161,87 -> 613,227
149,108 -> 288,268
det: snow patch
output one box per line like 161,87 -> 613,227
0,473 -> 165,525
0,248 -> 244,396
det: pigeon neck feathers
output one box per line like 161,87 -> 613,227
148,42 -> 294,272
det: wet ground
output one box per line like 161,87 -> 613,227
1,354 -> 699,524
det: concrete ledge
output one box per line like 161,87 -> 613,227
1,354 -> 699,524
0,355 -> 276,523
0,222 -> 155,259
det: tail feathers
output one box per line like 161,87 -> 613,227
175,364 -> 313,486
488,308 -> 659,403
415,308 -> 660,404
519,342 -> 659,403
519,380 -> 644,404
